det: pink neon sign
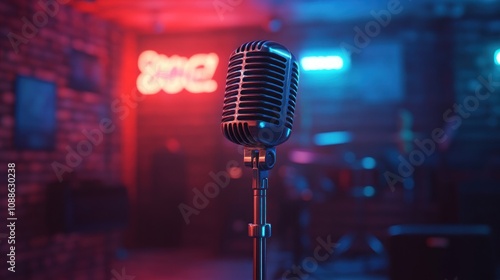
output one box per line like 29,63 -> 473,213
137,50 -> 219,95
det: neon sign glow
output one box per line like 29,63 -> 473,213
136,50 -> 219,95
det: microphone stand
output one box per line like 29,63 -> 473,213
244,147 -> 276,280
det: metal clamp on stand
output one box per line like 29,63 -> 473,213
244,147 -> 276,280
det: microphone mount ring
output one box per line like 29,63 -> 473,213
243,147 -> 276,280
244,147 -> 276,170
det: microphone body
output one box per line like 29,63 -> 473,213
221,40 -> 299,148
220,40 -> 299,280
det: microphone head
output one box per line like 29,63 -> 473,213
221,40 -> 299,147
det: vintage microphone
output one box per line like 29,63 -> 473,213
221,40 -> 299,280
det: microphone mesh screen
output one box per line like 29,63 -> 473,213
221,40 -> 298,147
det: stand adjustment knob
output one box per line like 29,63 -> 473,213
248,223 -> 271,238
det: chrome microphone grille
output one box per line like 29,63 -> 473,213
221,40 -> 299,147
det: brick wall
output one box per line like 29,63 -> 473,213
0,0 -> 125,279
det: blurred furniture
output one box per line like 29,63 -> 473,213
388,224 -> 495,280
334,156 -> 385,254
459,179 -> 500,260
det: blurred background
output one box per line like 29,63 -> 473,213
1,0 -> 500,279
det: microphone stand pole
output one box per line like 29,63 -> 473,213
244,147 -> 276,280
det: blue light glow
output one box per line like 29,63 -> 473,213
361,157 -> 376,169
363,186 -> 375,197
495,49 -> 500,65
270,47 -> 291,59
301,55 -> 344,71
314,131 -> 352,146
268,19 -> 282,33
